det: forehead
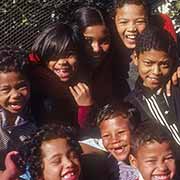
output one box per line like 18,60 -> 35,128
138,49 -> 170,61
0,71 -> 27,85
137,141 -> 173,157
83,25 -> 109,37
115,4 -> 146,19
41,138 -> 71,158
100,115 -> 130,131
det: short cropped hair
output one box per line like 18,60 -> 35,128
96,102 -> 141,131
21,124 -> 82,180
135,27 -> 178,63
112,0 -> 149,17
130,120 -> 176,156
0,46 -> 29,75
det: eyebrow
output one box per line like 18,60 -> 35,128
48,154 -> 62,161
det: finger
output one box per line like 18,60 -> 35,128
79,83 -> 89,91
7,151 -> 19,160
69,86 -> 78,97
77,83 -> 88,93
166,80 -> 171,97
172,71 -> 178,86
72,85 -> 82,95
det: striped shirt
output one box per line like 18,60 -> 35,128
142,91 -> 180,145
126,83 -> 180,146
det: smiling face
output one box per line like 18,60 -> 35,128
47,54 -> 78,82
134,49 -> 172,91
130,141 -> 176,180
0,71 -> 30,115
115,4 -> 147,49
41,138 -> 81,180
100,115 -> 131,161
83,25 -> 110,64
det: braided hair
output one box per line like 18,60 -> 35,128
21,124 -> 82,180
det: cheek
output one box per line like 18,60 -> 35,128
21,89 -> 30,99
116,25 -> 124,36
43,163 -> 63,179
102,138 -> 110,149
167,161 -> 176,177
123,133 -> 131,144
47,62 -> 55,70
136,24 -> 146,33
138,162 -> 154,179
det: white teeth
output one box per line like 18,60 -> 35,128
127,35 -> 136,39
152,175 -> 169,180
63,172 -> 74,179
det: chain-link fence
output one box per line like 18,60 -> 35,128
1,0 -> 178,51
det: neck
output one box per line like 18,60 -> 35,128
5,111 -> 17,126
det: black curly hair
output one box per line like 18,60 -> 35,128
96,102 -> 141,131
130,120 -> 177,156
0,45 -> 29,75
112,0 -> 149,18
135,26 -> 178,64
21,124 -> 82,180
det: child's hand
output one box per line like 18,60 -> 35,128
69,83 -> 93,106
2,151 -> 21,180
166,66 -> 180,96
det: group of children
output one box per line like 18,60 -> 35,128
0,0 -> 179,180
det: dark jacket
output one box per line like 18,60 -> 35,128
125,80 -> 180,146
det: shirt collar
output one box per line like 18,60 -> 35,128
0,108 -> 27,129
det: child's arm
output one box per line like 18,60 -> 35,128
69,82 -> 93,128
0,151 -> 20,180
69,82 -> 93,106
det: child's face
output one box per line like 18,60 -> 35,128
0,71 -> 30,114
115,4 -> 147,49
83,25 -> 110,64
129,141 -> 176,180
134,49 -> 172,91
41,138 -> 81,180
48,54 -> 78,82
99,115 -> 131,161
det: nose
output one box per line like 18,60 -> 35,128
152,65 -> 161,75
63,156 -> 74,168
158,161 -> 168,171
111,134 -> 119,144
11,89 -> 21,99
92,41 -> 101,53
127,22 -> 137,32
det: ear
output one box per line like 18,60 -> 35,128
131,50 -> 138,66
129,154 -> 138,168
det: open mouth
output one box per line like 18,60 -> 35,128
9,102 -> 23,112
125,34 -> 137,42
54,68 -> 71,79
61,170 -> 79,180
152,174 -> 171,180
147,77 -> 161,84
